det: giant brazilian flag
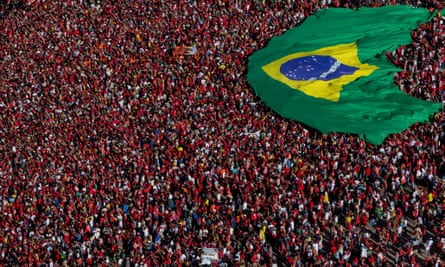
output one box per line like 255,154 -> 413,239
247,5 -> 441,144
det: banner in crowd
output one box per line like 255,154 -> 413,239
247,5 -> 441,144
173,45 -> 199,59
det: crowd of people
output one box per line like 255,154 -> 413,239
1,0 -> 445,266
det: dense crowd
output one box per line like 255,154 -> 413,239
1,0 -> 445,266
